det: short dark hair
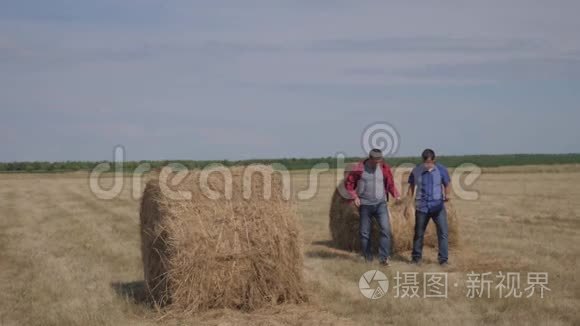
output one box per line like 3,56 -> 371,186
421,148 -> 436,161
369,148 -> 383,159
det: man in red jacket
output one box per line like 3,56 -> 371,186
345,148 -> 400,265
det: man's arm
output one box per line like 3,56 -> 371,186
440,166 -> 451,201
407,184 -> 415,197
443,184 -> 451,201
344,170 -> 361,207
407,171 -> 415,198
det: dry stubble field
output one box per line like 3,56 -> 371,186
0,166 -> 579,325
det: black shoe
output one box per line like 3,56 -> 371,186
410,258 -> 421,265
379,257 -> 390,266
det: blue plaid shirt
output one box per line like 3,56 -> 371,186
408,163 -> 450,213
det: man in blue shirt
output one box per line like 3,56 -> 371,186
407,149 -> 451,265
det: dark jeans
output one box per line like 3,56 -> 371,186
359,201 -> 391,261
412,205 -> 449,264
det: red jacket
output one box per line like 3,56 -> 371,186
344,160 -> 400,201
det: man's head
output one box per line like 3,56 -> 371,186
368,148 -> 384,168
421,148 -> 436,170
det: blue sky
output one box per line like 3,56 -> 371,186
1,1 -> 579,161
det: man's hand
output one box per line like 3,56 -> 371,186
354,197 -> 361,208
444,185 -> 451,202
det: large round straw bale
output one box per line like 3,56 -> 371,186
140,166 -> 307,312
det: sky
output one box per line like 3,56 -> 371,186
1,0 -> 579,161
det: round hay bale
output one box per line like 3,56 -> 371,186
388,197 -> 416,253
140,166 -> 307,312
328,185 -> 368,252
329,182 -> 459,254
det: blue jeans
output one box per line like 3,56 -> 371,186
359,202 -> 391,261
412,205 -> 449,263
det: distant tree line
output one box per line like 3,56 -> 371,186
0,153 -> 578,173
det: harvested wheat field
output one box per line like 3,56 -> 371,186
0,166 -> 580,325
